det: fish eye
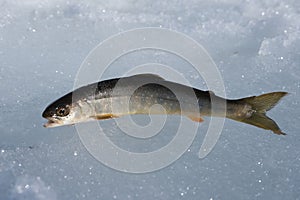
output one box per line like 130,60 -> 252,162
55,105 -> 70,117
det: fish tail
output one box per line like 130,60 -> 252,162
230,92 -> 288,135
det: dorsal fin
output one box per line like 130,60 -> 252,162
127,73 -> 165,81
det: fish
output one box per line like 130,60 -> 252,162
42,74 -> 288,135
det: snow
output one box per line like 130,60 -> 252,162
0,0 -> 300,199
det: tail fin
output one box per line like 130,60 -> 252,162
231,92 -> 288,135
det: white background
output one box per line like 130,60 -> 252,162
0,0 -> 299,199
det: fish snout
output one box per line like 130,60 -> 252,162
42,106 -> 55,118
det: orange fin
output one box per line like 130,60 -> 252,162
93,114 -> 119,120
188,116 -> 204,123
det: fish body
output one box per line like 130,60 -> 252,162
42,74 -> 287,135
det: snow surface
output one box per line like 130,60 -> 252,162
0,0 -> 300,199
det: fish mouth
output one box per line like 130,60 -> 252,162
43,118 -> 63,128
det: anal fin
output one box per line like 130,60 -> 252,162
188,116 -> 204,123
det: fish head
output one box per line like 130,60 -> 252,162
42,92 -> 91,128
42,103 -> 73,127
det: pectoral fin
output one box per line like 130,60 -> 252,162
92,114 -> 119,120
188,116 -> 204,123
